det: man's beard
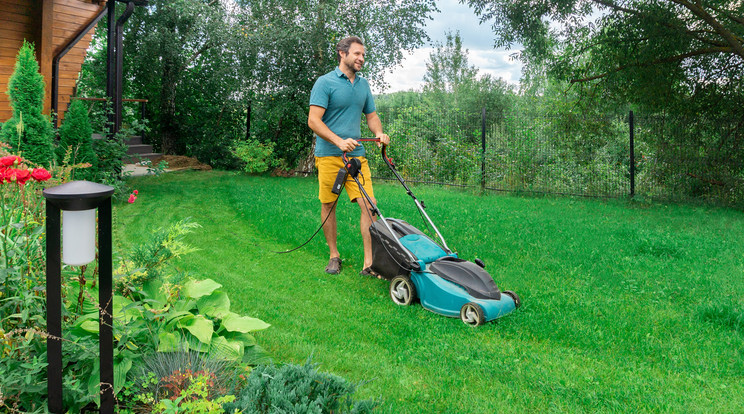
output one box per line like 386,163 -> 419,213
345,58 -> 361,73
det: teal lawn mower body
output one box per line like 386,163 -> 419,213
342,141 -> 520,326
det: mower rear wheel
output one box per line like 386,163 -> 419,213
460,302 -> 485,327
390,275 -> 416,306
503,290 -> 521,309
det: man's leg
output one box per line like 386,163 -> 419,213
321,201 -> 342,274
321,201 -> 339,259
356,196 -> 377,269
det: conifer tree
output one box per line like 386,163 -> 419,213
0,40 -> 55,166
56,99 -> 96,179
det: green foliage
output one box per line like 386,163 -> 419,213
223,359 -> 378,414
423,31 -> 478,94
465,0 -> 744,116
421,31 -> 514,121
154,372 -> 236,414
232,139 -> 276,174
56,99 -> 97,180
0,41 -> 55,167
116,218 -> 201,287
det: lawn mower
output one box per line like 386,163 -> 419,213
338,139 -> 521,326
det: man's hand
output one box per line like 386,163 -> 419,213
376,133 -> 390,148
337,138 -> 360,153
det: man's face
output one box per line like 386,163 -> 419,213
341,42 -> 365,73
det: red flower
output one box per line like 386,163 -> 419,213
0,167 -> 7,184
127,194 -> 137,204
0,155 -> 22,167
10,168 -> 31,185
31,168 -> 52,182
133,189 -> 138,195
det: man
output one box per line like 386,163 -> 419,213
307,36 -> 390,277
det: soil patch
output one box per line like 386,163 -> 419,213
153,155 -> 212,171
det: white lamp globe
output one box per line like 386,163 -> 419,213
62,209 -> 96,266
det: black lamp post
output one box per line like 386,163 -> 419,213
43,181 -> 115,414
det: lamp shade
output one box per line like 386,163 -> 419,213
43,180 -> 115,267
62,209 -> 96,266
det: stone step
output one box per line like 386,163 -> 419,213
124,153 -> 162,163
125,135 -> 143,145
127,144 -> 154,155
92,133 -> 161,163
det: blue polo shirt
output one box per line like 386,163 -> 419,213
309,68 -> 376,157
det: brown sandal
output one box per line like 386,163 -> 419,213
325,257 -> 342,274
360,267 -> 383,279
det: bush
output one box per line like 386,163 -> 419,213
0,41 -> 55,167
231,139 -> 276,174
223,359 -> 379,414
56,99 -> 97,180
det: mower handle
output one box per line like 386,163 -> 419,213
341,138 -> 393,167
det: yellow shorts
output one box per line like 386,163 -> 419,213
315,156 -> 375,204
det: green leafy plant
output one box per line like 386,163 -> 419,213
231,139 -> 276,174
223,359 -> 379,414
115,218 -> 201,287
115,275 -> 270,362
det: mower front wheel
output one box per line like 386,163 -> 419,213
460,302 -> 485,327
390,275 -> 416,306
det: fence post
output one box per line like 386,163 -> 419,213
481,107 -> 486,191
629,110 -> 635,197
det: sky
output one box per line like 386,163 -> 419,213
373,0 -> 524,94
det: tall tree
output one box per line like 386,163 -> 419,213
1,41 -> 54,166
463,0 -> 744,114
423,31 -> 479,94
421,31 -> 514,143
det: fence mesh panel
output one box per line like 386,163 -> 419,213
358,110 -> 743,207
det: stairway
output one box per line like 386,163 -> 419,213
91,134 -> 162,163
123,135 -> 162,163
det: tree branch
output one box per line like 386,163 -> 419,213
570,47 -> 732,83
591,0 -> 638,15
668,0 -> 744,59
706,3 -> 744,26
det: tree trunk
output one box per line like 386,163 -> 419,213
160,55 -> 178,154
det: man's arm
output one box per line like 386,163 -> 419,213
365,111 -> 390,146
308,105 -> 360,153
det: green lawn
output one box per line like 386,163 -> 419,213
115,170 -> 744,413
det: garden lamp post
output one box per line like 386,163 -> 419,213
43,181 -> 115,414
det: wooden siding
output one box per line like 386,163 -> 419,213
0,0 -> 105,125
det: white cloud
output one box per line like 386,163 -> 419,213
374,0 -> 523,94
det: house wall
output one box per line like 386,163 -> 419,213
0,0 -> 105,125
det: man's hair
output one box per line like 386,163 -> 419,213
336,36 -> 364,63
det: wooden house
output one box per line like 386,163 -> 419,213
0,0 -> 106,124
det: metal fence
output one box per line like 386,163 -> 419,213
369,109 -> 743,207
